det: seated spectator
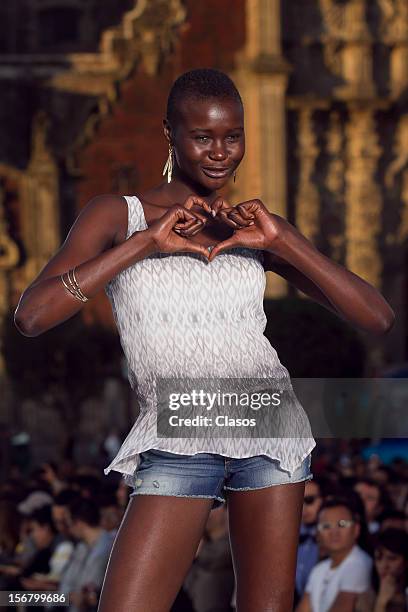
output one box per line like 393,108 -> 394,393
16,506 -> 60,590
57,498 -> 115,612
19,494 -> 79,592
68,474 -> 102,501
98,488 -> 123,535
386,475 -> 408,514
39,463 -> 67,496
295,479 -> 324,603
354,478 -> 389,534
356,528 -> 408,612
51,490 -> 81,540
296,496 -> 372,612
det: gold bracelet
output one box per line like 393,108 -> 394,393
68,267 -> 89,302
61,273 -> 84,301
60,272 -> 88,303
72,267 -> 89,301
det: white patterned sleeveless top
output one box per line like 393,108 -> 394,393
104,195 -> 315,485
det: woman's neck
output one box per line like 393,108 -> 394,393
158,171 -> 219,205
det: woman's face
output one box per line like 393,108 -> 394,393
375,546 -> 406,581
165,96 -> 245,191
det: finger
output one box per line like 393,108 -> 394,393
236,204 -> 256,221
174,217 -> 199,230
176,221 -> 204,236
173,207 -> 199,224
227,210 -> 253,227
218,210 -> 243,229
208,237 -> 237,262
179,239 -> 210,260
184,195 -> 212,216
212,196 -> 231,217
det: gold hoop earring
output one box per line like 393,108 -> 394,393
162,144 -> 174,183
233,170 -> 237,183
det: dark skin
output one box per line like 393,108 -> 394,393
14,97 -> 395,612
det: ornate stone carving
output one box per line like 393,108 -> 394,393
385,115 -> 408,188
62,0 -> 187,171
344,107 -> 382,287
396,171 -> 408,245
20,111 -> 60,283
325,111 -> 346,259
385,116 -> 408,245
100,0 -> 187,79
0,183 -> 19,316
379,0 -> 408,99
295,108 -> 320,243
319,0 -> 376,100
234,0 -> 290,298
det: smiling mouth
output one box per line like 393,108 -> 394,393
201,167 -> 231,179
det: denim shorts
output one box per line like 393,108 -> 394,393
129,450 -> 312,510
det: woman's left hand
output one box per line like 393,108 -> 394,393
207,198 -> 287,262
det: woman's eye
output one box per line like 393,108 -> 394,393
195,136 -> 209,142
227,134 -> 240,142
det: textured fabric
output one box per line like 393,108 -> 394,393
104,195 -> 315,485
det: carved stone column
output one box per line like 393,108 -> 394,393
20,112 -> 60,284
232,0 -> 290,298
386,116 -> 408,245
320,0 -> 376,100
344,106 -> 382,287
379,0 -> 408,99
293,107 -> 320,244
0,185 -> 19,373
325,111 -> 346,261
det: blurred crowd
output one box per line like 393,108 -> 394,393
0,442 -> 407,612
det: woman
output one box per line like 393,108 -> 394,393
356,528 -> 408,612
14,68 -> 395,611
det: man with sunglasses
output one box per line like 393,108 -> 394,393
296,497 -> 372,612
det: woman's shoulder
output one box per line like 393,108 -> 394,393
86,194 -> 132,247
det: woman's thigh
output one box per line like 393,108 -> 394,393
97,494 -> 213,612
227,480 -> 305,612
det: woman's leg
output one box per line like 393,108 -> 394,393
227,481 -> 305,612
97,495 -> 213,612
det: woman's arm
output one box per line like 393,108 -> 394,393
14,195 -> 156,337
264,217 -> 395,336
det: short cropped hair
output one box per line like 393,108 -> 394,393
166,68 -> 243,127
29,505 -> 57,532
318,496 -> 361,523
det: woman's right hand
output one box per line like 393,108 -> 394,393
146,195 -> 212,259
376,575 -> 397,608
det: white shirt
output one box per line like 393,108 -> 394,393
103,195 -> 315,485
306,545 -> 372,612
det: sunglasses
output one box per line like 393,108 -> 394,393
317,519 -> 355,532
304,495 -> 320,505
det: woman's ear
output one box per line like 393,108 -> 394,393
163,118 -> 172,144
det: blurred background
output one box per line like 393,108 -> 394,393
0,1 -> 407,611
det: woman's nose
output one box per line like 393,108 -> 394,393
209,141 -> 227,160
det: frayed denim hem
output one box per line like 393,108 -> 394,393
224,472 -> 313,492
129,490 -> 226,504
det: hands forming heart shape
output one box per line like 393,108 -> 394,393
148,195 -> 283,263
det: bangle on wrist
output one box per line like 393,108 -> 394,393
60,267 -> 89,302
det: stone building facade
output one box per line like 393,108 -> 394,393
0,0 -> 407,374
